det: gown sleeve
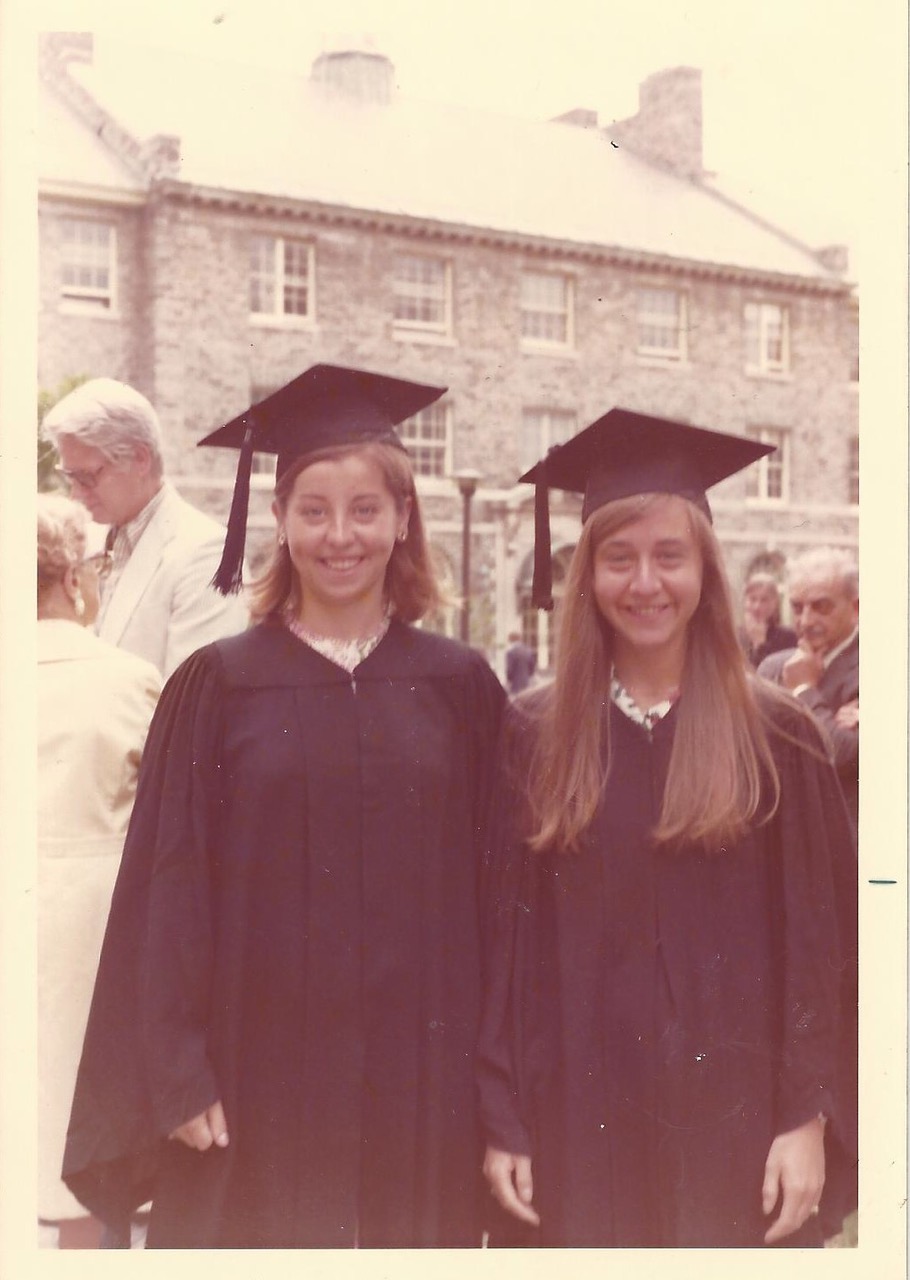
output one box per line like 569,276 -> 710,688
765,696 -> 858,1226
477,698 -> 540,1158
62,646 -> 226,1224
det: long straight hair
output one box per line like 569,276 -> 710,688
525,494 -> 782,854
248,440 -> 443,624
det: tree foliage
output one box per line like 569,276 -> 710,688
37,375 -> 89,492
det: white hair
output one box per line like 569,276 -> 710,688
42,377 -> 164,477
787,547 -> 858,600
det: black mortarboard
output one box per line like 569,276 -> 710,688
199,364 -> 446,593
521,407 -> 774,610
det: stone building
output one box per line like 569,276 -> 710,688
38,33 -> 858,671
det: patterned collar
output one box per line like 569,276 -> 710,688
610,674 -> 678,733
284,611 -> 391,674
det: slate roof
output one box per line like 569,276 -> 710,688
39,41 -> 840,284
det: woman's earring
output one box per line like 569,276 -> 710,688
73,592 -> 86,619
396,529 -> 408,543
278,531 -> 287,547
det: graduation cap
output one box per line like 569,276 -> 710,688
198,364 -> 446,593
521,407 -> 774,610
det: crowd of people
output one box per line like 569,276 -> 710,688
37,367 -> 858,1251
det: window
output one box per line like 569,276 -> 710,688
398,401 -> 451,478
392,253 -> 451,335
636,287 -> 687,358
520,272 -> 573,348
848,435 -> 859,505
745,426 -> 789,502
250,236 -> 314,320
744,302 -> 789,374
60,218 -> 115,310
247,385 -> 279,480
520,408 -> 577,473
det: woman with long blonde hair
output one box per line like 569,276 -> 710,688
479,409 -> 857,1248
62,366 -> 505,1248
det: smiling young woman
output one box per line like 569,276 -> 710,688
479,408 -> 858,1250
62,366 -> 505,1249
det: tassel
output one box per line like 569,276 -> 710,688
531,452 -> 554,611
211,422 -> 255,594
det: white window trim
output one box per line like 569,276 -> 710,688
249,236 -> 316,326
392,255 -> 453,339
58,218 -> 118,315
398,402 -> 453,480
635,287 -> 688,361
744,427 -> 790,505
519,271 -> 575,353
520,407 -> 578,475
745,302 -> 790,377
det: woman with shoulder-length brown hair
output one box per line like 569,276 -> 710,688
62,366 -> 505,1249
479,409 -> 857,1249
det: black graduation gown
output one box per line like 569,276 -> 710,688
63,619 -> 505,1248
479,689 -> 857,1248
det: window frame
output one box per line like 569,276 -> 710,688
249,234 -> 316,326
520,407 -> 578,474
519,270 -> 575,352
744,426 -> 790,504
59,217 -> 117,314
635,285 -> 688,360
391,252 -> 453,339
398,400 -> 453,479
744,301 -> 790,376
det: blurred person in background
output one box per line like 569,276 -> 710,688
505,630 -> 537,695
42,378 -> 248,678
37,493 -> 161,1248
738,571 -> 796,669
757,548 -> 859,833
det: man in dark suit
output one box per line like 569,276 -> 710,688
505,631 -> 537,696
758,548 -> 858,831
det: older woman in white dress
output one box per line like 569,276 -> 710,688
37,494 -> 161,1247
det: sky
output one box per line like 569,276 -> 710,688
22,0 -> 908,280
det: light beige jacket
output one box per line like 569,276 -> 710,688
96,483 -> 248,678
37,620 -> 161,1219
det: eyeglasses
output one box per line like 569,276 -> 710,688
55,461 -> 111,490
82,551 -> 113,579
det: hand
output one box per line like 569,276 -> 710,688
781,646 -> 824,691
483,1145 -> 540,1226
835,699 -> 859,730
762,1115 -> 825,1244
169,1099 -> 229,1151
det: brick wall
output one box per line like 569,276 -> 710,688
38,192 -> 858,658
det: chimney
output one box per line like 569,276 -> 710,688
140,134 -> 182,181
816,244 -> 849,274
551,107 -> 599,129
608,67 -> 704,180
310,48 -> 395,105
39,31 -> 93,71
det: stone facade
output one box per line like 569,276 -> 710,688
37,41 -> 859,672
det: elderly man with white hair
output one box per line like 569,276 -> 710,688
758,547 -> 859,831
43,378 -> 248,677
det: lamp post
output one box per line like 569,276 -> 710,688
454,468 -> 481,644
